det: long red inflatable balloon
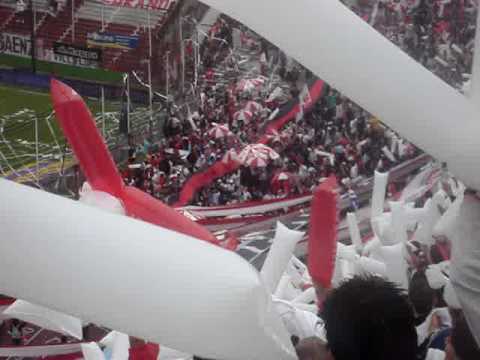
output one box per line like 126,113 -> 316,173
51,79 -> 124,197
50,79 -> 219,245
121,186 -> 218,243
308,176 -> 338,289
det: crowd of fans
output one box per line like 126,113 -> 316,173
121,0 -> 477,207
350,0 -> 477,91
122,25 -> 422,206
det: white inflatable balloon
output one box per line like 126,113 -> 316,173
3,300 -> 83,340
379,243 -> 409,289
346,212 -> 362,250
371,171 -> 389,220
199,0 -> 480,191
0,179 -> 295,360
362,236 -> 382,257
433,190 -> 464,237
355,256 -> 387,278
261,222 -> 304,293
413,198 -> 442,246
336,243 -> 358,262
389,201 -> 408,245
449,196 -> 480,347
100,331 -> 130,360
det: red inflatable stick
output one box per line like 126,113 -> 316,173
50,79 -> 219,245
121,187 -> 219,244
308,176 -> 338,289
50,79 -> 124,197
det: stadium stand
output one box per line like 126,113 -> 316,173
1,0 -> 177,73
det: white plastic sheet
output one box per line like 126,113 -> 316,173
3,300 -> 83,340
0,179 -> 296,360
261,222 -> 304,293
199,0 -> 480,191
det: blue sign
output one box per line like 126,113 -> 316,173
87,32 -> 139,50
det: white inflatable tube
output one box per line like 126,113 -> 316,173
346,212 -> 362,249
390,201 -> 408,245
371,171 -> 389,220
3,300 -> 83,340
414,196 -> 443,246
261,222 -> 304,293
82,342 -> 106,360
379,243 -> 409,290
433,190 -> 464,237
355,256 -> 387,277
0,179 -> 295,360
82,342 -> 105,360
199,0 -> 480,191
100,331 -> 130,360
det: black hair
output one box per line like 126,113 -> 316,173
409,270 -> 435,325
451,312 -> 480,360
322,275 -> 417,360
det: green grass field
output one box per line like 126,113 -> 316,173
0,84 -> 119,175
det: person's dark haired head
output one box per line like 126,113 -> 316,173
451,311 -> 480,360
409,270 -> 435,325
321,276 -> 417,360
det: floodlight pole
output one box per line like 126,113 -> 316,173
147,9 -> 153,136
30,0 -> 36,73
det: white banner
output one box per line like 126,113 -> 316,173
44,49 -> 98,69
0,33 -> 31,58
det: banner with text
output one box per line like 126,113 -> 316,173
54,42 -> 102,62
44,49 -> 98,69
103,0 -> 173,10
87,32 -> 139,50
0,33 -> 31,58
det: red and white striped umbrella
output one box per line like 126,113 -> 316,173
266,128 -> 291,145
207,123 -> 233,139
222,149 -> 240,164
245,100 -> 263,114
236,77 -> 266,92
238,144 -> 280,168
233,109 -> 254,124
